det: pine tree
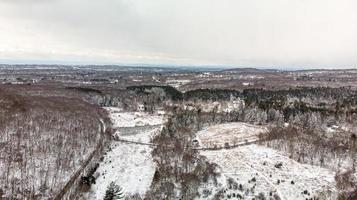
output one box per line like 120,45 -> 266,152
104,182 -> 124,200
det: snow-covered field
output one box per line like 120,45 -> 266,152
196,122 -> 338,200
200,145 -> 337,200
196,122 -> 267,148
105,107 -> 164,127
88,129 -> 159,199
165,79 -> 191,88
88,108 -> 165,199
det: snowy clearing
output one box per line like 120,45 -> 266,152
88,128 -> 160,199
165,79 -> 191,88
196,122 -> 267,148
105,107 -> 164,128
200,144 -> 338,200
88,108 -> 165,199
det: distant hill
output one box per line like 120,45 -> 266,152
294,68 -> 357,73
222,67 -> 281,73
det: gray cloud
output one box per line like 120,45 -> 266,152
0,0 -> 357,68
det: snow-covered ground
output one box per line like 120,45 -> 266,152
88,129 -> 159,199
105,107 -> 164,128
195,122 -> 338,200
89,111 -> 339,199
196,122 -> 267,148
88,108 -> 165,199
200,145 -> 337,200
165,79 -> 191,88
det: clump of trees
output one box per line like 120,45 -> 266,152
184,89 -> 241,101
80,163 -> 100,190
66,86 -> 103,94
146,107 -> 219,199
127,85 -> 183,101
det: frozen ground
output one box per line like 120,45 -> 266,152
88,108 -> 164,199
196,122 -> 267,148
196,122 -> 338,200
200,145 -> 337,200
105,107 -> 164,127
89,113 -> 339,199
165,79 -> 191,88
88,129 -> 160,199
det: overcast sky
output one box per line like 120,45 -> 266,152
0,0 -> 357,68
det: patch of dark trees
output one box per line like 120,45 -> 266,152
128,85 -> 357,105
184,88 -> 241,101
80,163 -> 100,187
126,85 -> 183,101
66,87 -> 102,94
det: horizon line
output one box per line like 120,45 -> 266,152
0,59 -> 356,71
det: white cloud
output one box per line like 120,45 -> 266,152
0,0 -> 357,68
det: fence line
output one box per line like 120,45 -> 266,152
113,137 -> 262,151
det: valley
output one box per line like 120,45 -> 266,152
0,65 -> 356,200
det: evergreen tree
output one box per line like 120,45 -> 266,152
104,182 -> 124,200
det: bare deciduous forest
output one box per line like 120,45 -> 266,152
0,88 -> 109,199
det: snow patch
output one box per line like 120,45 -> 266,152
196,122 -> 267,148
105,107 -> 164,128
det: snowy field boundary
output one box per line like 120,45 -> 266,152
113,137 -> 264,151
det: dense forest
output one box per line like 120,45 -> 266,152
0,88 -> 110,199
